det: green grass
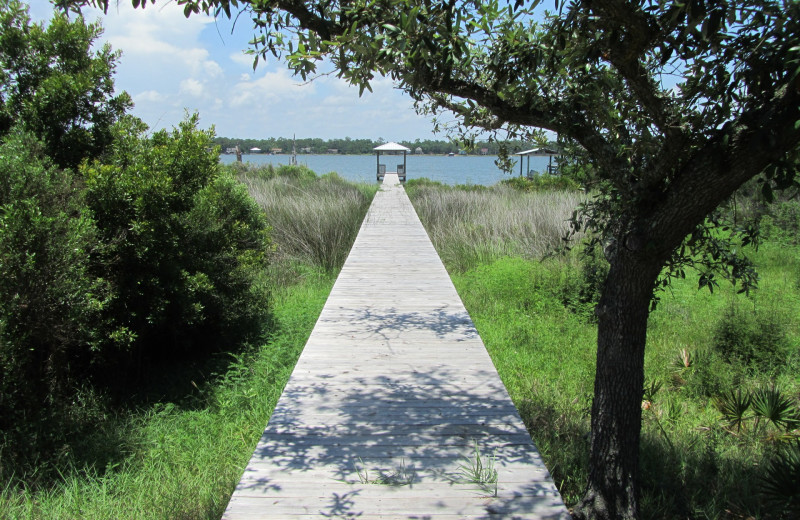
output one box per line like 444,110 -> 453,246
448,246 -> 800,518
409,183 -> 800,519
0,271 -> 333,519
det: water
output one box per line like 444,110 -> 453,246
219,153 -> 553,186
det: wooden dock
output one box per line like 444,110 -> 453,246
223,174 -> 569,519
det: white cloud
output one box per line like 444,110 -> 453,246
230,51 -> 256,69
32,0 -> 438,140
179,79 -> 205,98
96,2 -> 213,41
230,68 -> 314,107
134,90 -> 166,103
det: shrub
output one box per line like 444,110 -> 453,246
683,348 -> 738,398
0,130 -> 105,474
500,174 -> 582,192
226,162 -> 318,184
760,200 -> 800,244
761,440 -> 800,518
712,304 -> 789,374
405,177 -> 447,189
83,115 -> 272,385
0,1 -> 131,170
558,242 -> 610,321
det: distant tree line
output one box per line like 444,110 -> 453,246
212,136 -> 549,156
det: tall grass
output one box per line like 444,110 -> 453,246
238,166 -> 377,273
407,181 -> 584,272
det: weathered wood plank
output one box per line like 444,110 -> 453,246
223,174 -> 568,519
225,495 -> 569,519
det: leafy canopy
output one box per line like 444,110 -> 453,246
0,0 -> 131,169
80,1 -> 799,278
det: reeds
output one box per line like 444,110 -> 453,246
238,170 -> 377,273
408,183 -> 585,272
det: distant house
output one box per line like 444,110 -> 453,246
415,147 -> 423,154
250,147 -> 262,154
480,148 -> 489,155
270,148 -> 283,154
300,147 -> 313,153
327,148 -> 339,154
225,147 -> 238,154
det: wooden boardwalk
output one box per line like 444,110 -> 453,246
223,174 -> 569,519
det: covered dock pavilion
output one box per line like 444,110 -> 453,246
374,142 -> 411,182
515,147 -> 560,177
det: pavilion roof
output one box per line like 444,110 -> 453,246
374,142 -> 411,152
515,147 -> 559,156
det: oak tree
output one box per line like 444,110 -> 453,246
78,0 -> 800,517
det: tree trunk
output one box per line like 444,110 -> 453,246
572,248 -> 662,520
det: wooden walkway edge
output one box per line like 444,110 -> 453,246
223,174 -> 570,519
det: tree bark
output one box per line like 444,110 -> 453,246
572,247 -> 662,520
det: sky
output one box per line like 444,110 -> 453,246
29,0 -> 442,141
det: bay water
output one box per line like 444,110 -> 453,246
220,153 -> 553,186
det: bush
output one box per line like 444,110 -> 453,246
558,242 -> 610,321
405,177 -> 448,190
682,348 -> 739,399
225,162 -> 318,184
760,200 -> 800,244
83,115 -> 272,386
0,130 -> 105,475
0,1 -> 131,170
712,305 -> 789,374
761,440 -> 800,518
500,174 -> 582,192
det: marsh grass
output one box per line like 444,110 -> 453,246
407,182 -> 585,272
239,167 -> 377,272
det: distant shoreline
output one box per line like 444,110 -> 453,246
218,153 -> 553,187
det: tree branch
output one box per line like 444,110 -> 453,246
650,82 -> 800,256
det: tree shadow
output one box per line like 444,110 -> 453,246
227,304 -> 570,519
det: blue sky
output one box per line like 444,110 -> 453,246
31,1 -> 441,141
